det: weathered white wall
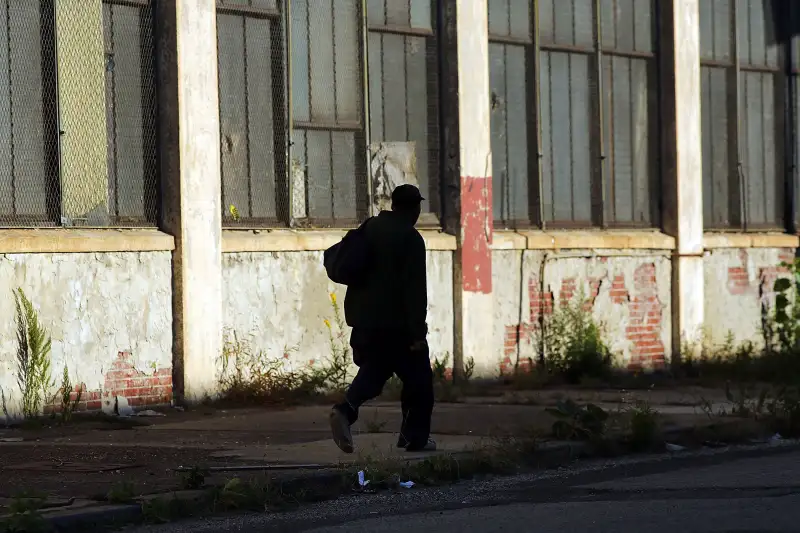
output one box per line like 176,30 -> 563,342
492,250 -> 672,375
222,251 -> 455,375
703,247 -> 794,348
0,252 -> 173,412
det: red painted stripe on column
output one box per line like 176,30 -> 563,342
461,175 -> 493,294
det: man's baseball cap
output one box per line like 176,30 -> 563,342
391,184 -> 425,206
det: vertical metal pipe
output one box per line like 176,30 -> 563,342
732,0 -> 746,230
285,0 -> 294,225
594,0 -> 606,228
532,0 -> 545,230
361,0 -> 373,217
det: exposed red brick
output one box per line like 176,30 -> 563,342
625,263 -> 665,368
610,275 -> 629,304
587,278 -> 603,310
528,278 -> 553,322
559,278 -> 577,306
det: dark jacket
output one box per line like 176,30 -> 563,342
344,210 -> 428,343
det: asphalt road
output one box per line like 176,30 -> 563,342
131,443 -> 800,533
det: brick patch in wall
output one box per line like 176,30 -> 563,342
44,351 -> 172,415
502,261 -> 666,374
727,248 -> 794,298
626,263 -> 665,370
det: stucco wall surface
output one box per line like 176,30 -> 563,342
0,252 -> 173,415
222,251 -> 455,375
492,250 -> 672,375
703,247 -> 794,348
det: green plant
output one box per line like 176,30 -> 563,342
106,481 -> 136,504
362,410 -> 387,433
539,295 -> 612,383
765,386 -> 800,438
210,477 -> 290,513
1,492 -> 50,533
14,289 -> 53,420
724,381 -> 769,419
322,292 -> 353,392
545,399 -> 609,441
179,467 -> 208,490
217,330 -> 325,405
627,401 -> 660,451
56,366 -> 82,423
771,259 -> 800,353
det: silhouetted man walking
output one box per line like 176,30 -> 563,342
327,184 -> 435,453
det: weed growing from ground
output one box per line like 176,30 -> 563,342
14,289 -> 53,420
626,401 -> 660,451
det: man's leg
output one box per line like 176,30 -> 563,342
394,343 -> 434,451
330,343 -> 392,453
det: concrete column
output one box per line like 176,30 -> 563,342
155,0 -> 222,403
442,0 -> 494,378
54,0 -> 109,225
660,0 -> 704,361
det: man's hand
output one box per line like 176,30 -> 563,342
410,340 -> 428,352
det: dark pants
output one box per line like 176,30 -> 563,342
334,328 -> 434,447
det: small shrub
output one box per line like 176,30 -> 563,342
627,401 -> 660,451
540,296 -> 613,384
179,467 -> 208,490
56,366 -> 82,423
106,481 -> 136,504
770,260 -> 800,353
766,386 -> 800,438
546,399 -> 609,441
362,410 -> 387,433
1,492 -> 49,533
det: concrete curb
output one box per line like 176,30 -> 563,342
25,428 -> 799,532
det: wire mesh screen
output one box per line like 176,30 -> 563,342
103,0 -> 158,227
0,0 -> 157,228
0,1 -> 59,226
366,0 -> 441,226
290,0 -> 367,228
217,0 -> 288,227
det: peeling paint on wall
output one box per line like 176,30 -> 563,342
0,252 -> 172,416
461,176 -> 493,293
493,251 -> 671,375
370,141 -> 419,213
705,247 -> 794,347
222,250 -> 455,373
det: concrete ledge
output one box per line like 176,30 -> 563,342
222,229 -> 457,252
520,230 -> 676,250
0,229 -> 174,254
492,230 -> 527,250
703,232 -> 800,249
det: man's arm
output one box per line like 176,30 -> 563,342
403,231 -> 428,344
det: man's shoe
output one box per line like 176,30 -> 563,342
329,408 -> 354,454
405,438 -> 436,452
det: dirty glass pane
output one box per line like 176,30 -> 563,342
488,0 -> 510,37
490,43 -> 529,226
701,67 -> 732,227
367,7 -> 440,218
367,0 -> 385,26
508,0 -> 530,40
334,0 -> 360,122
309,0 -> 336,122
291,0 -> 310,122
538,0 -> 554,44
540,51 -> 592,224
0,0 -> 51,221
741,72 -> 782,227
409,0 -> 431,30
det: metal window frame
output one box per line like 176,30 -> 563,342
702,0 -> 790,232
490,0 -> 660,230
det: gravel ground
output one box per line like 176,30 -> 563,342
123,438 -> 800,533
